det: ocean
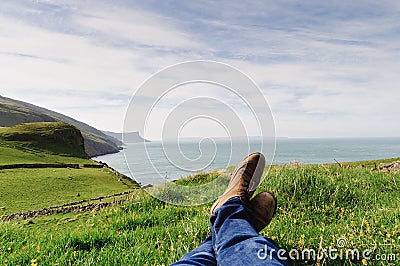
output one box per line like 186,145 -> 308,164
94,138 -> 400,186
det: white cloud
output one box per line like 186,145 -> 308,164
1,0 -> 399,137
75,7 -> 204,50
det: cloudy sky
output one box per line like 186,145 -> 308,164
1,0 -> 399,139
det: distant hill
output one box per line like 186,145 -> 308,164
0,122 -> 88,159
0,95 -> 121,157
102,131 -> 150,144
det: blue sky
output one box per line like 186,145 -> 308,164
1,0 -> 399,139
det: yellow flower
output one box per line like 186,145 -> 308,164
178,235 -> 182,239
271,236 -> 276,240
36,245 -> 41,252
74,251 -> 77,257
169,245 -> 174,251
301,234 -> 305,239
31,259 -> 37,263
362,258 -> 367,265
4,260 -> 8,265
386,233 -> 391,238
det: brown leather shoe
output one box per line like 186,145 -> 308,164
210,152 -> 265,215
249,192 -> 277,232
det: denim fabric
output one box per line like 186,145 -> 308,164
171,197 -> 290,266
170,235 -> 216,266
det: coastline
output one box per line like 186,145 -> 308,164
93,137 -> 400,186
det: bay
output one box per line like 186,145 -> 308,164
94,137 -> 400,186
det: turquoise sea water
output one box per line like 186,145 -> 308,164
94,138 -> 400,186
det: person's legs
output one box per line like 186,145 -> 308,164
171,152 -> 289,265
170,235 -> 216,266
208,152 -> 289,265
211,197 -> 289,265
172,152 -> 264,265
171,192 -> 277,266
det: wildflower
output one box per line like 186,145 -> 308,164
362,258 -> 367,265
301,234 -> 305,239
386,233 -> 391,238
271,236 -> 276,241
74,251 -> 77,257
36,245 -> 41,252
169,245 -> 174,251
4,260 -> 8,265
178,235 -> 183,239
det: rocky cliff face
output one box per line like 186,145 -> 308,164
0,95 -> 120,157
102,130 -> 150,144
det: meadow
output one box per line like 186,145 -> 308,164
1,159 -> 399,265
0,122 -> 138,216
0,167 -> 137,215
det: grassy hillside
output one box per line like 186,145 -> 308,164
0,159 -> 399,265
0,121 -> 139,216
0,95 -> 121,157
0,122 -> 88,160
0,168 -> 137,215
0,101 -> 56,127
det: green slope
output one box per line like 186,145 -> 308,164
0,95 -> 122,157
0,122 -> 88,161
0,121 -> 139,215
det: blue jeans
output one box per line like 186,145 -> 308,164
171,197 -> 290,266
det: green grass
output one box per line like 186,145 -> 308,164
0,122 -> 88,161
0,159 -> 399,265
0,168 -> 137,215
0,145 -> 90,165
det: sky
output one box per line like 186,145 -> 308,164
1,0 -> 400,140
